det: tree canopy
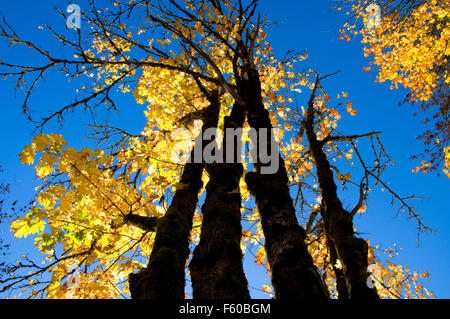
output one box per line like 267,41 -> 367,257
0,0 -> 442,299
340,0 -> 449,177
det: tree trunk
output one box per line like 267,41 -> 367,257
325,229 -> 349,299
304,94 -> 379,299
129,94 -> 220,299
189,103 -> 250,299
238,68 -> 329,299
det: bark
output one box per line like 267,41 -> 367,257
237,68 -> 329,299
129,94 -> 220,299
123,213 -> 158,232
189,103 -> 250,299
325,231 -> 349,299
303,90 -> 379,299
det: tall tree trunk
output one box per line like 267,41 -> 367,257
303,87 -> 379,299
189,103 -> 250,299
237,68 -> 329,299
129,94 -> 220,299
325,228 -> 349,299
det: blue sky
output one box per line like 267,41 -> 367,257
0,0 -> 448,298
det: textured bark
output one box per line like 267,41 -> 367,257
123,213 -> 158,232
304,94 -> 379,299
189,103 -> 250,299
237,68 -> 329,299
325,231 -> 349,299
129,94 -> 220,299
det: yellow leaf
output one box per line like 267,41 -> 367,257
343,173 -> 352,181
337,172 -> 352,181
36,163 -> 54,178
175,182 -> 190,190
33,134 -> 50,151
19,145 -> 35,165
346,101 -> 357,116
10,217 -> 45,238
10,218 -> 29,238
227,188 -> 240,194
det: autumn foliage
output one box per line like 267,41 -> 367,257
0,0 -> 437,299
340,0 -> 449,177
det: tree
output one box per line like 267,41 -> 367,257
301,75 -> 379,299
0,0 -> 434,299
189,101 -> 250,299
129,90 -> 222,299
339,0 -> 449,177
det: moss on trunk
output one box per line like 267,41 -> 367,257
304,96 -> 379,299
237,68 -> 329,299
129,95 -> 220,299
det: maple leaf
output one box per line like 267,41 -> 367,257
19,145 -> 35,165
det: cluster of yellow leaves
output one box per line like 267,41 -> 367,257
341,0 -> 449,178
346,100 -> 357,117
282,88 -> 360,189
366,245 -> 435,299
313,94 -> 340,141
444,146 -> 450,177
14,132 -> 180,298
46,270 -> 124,299
342,0 -> 449,98
13,2 -> 304,297
11,0 -> 437,299
412,145 -> 450,179
357,0 -> 449,101
10,208 -> 46,239
306,233 -> 435,299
